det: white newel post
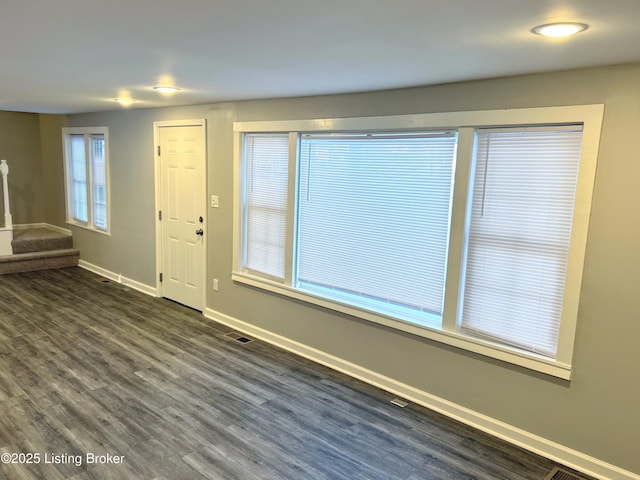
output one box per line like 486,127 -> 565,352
0,160 -> 11,230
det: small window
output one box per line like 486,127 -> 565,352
62,127 -> 110,233
243,134 -> 289,280
461,126 -> 584,357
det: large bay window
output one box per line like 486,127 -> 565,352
233,106 -> 603,379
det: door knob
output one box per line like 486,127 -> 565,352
195,229 -> 204,236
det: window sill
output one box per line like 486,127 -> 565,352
231,271 -> 573,380
65,221 -> 111,236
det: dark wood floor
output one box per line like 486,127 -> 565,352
0,267 -> 572,480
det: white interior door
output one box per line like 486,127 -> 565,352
158,123 -> 206,310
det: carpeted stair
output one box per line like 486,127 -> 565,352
0,227 -> 79,274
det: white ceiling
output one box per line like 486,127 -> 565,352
2,0 -> 639,114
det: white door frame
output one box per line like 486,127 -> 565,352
153,119 -> 207,310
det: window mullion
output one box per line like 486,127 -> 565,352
284,132 -> 298,286
441,127 -> 475,333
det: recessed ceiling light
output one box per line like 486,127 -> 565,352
114,98 -> 135,106
153,86 -> 181,94
531,22 -> 588,38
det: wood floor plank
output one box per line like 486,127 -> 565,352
0,267 -> 583,480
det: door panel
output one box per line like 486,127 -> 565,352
159,124 -> 206,310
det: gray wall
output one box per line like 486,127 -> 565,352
39,114 -> 67,225
0,111 -> 44,224
37,62 -> 640,474
47,106 -> 211,282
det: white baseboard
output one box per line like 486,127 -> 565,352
204,307 -> 639,480
13,222 -> 72,236
78,260 -> 157,297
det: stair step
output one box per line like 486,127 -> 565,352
11,227 -> 73,254
0,248 -> 80,274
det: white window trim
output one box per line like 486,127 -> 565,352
62,126 -> 111,235
232,105 -> 604,380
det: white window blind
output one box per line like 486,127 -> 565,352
70,134 -> 88,223
91,134 -> 107,230
244,134 -> 289,280
461,126 -> 583,357
296,132 -> 456,326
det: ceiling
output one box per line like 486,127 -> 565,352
2,0 -> 639,114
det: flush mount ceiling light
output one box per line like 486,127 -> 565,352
114,98 -> 135,106
531,22 -> 588,38
153,86 -> 181,94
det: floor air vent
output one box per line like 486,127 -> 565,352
390,398 -> 409,408
545,467 -> 588,480
224,332 -> 254,344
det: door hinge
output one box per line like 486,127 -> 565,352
158,210 -> 162,221
159,273 -> 163,282
157,145 -> 161,156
